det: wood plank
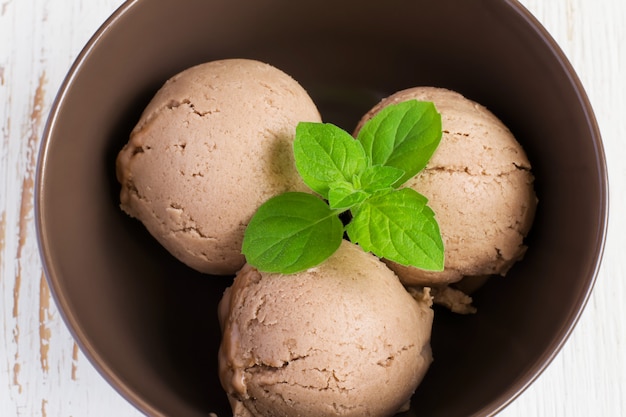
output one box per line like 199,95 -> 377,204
0,0 -> 624,415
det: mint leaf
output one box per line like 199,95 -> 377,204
358,165 -> 405,193
243,99 -> 445,275
242,192 -> 344,274
294,122 -> 367,199
327,181 -> 370,210
346,188 -> 444,271
356,100 -> 442,185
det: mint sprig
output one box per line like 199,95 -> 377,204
242,100 -> 444,274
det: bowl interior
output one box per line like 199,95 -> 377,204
36,0 -> 607,416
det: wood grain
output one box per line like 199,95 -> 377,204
1,0 -> 624,416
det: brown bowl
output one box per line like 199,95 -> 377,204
35,0 -> 608,416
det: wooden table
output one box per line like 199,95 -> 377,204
1,0 -> 624,415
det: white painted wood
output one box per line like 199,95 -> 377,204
0,0 -> 624,416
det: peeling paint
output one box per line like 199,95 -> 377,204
39,273 -> 52,373
15,71 -> 47,316
41,398 -> 48,417
12,361 -> 21,394
12,266 -> 21,318
2,115 -> 10,149
10,72 -> 48,402
1,0 -> 12,17
12,318 -> 21,393
71,342 -> 79,381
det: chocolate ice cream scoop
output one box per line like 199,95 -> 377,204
116,59 -> 321,275
218,240 -> 434,417
354,87 -> 537,287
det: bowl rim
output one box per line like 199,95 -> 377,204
471,2 -> 609,416
34,0 -> 609,416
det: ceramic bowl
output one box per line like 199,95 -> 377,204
36,0 -> 608,415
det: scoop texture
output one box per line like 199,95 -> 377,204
218,241 -> 434,417
354,87 -> 537,286
116,59 -> 321,275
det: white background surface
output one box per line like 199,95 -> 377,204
1,0 -> 624,416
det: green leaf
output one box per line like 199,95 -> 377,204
346,188 -> 444,271
358,165 -> 405,192
242,101 -> 445,275
242,192 -> 344,274
294,122 -> 368,199
356,100 -> 442,185
327,181 -> 370,210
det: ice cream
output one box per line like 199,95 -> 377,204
116,59 -> 321,275
354,87 -> 537,287
218,240 -> 434,417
